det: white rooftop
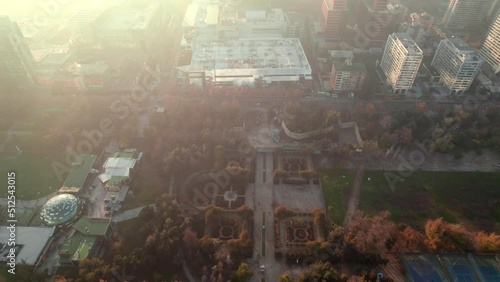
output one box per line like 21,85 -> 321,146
103,158 -> 136,169
183,38 -> 310,73
0,226 -> 55,265
99,167 -> 130,183
392,33 -> 422,54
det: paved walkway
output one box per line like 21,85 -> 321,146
318,149 -> 500,172
251,151 -> 286,282
343,163 -> 364,229
112,204 -> 154,222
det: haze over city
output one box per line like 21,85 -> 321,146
0,0 -> 499,281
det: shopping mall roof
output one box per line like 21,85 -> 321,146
59,155 -> 96,193
180,38 -> 311,74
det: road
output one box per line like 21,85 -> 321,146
251,151 -> 286,282
343,163 -> 364,229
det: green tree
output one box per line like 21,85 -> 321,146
278,274 -> 293,282
299,261 -> 346,282
78,258 -> 112,282
231,263 -> 253,282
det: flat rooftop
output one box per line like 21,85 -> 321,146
392,33 -> 422,54
59,155 -> 96,193
59,232 -> 96,262
333,61 -> 366,72
72,216 -> 111,237
0,226 -> 55,265
184,38 -> 310,72
448,37 -> 474,52
111,149 -> 136,159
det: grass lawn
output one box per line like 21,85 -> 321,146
359,170 -> 500,232
320,169 -> 356,225
0,153 -> 65,200
14,122 -> 35,131
320,170 -> 500,232
114,217 -> 144,252
130,159 -> 167,205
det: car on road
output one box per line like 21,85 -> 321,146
260,265 -> 266,273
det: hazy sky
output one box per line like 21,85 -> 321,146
0,0 -> 125,19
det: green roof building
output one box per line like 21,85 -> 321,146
59,216 -> 113,267
59,155 -> 97,193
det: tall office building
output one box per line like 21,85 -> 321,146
354,0 -> 392,47
432,38 -> 482,95
0,16 -> 37,86
380,33 -> 422,94
443,0 -> 492,31
480,9 -> 500,74
322,0 -> 349,40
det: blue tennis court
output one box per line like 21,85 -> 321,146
450,265 -> 475,282
478,265 -> 500,282
403,256 -> 445,282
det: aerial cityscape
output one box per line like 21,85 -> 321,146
0,0 -> 499,281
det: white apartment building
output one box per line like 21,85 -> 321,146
443,0 -> 492,31
380,33 -> 422,94
176,38 -> 312,87
480,9 -> 500,74
432,38 -> 482,95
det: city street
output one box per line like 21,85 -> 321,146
251,151 -> 286,282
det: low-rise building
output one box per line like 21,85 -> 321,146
329,50 -> 367,93
59,216 -> 113,267
59,155 -> 97,194
0,227 -> 55,267
177,38 -> 312,87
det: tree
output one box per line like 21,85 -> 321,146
424,218 -> 478,252
345,211 -> 397,255
298,261 -> 346,282
396,127 -> 413,147
474,232 -> 500,253
183,227 -> 200,258
231,263 -> 252,282
273,169 -> 288,180
278,274 -> 293,282
392,226 -> 426,252
78,258 -> 112,282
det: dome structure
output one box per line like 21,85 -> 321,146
40,194 -> 84,226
